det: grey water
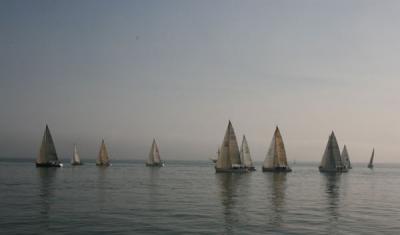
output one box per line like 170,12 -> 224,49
1,159 -> 400,235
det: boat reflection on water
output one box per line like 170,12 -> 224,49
265,173 -> 287,227
96,166 -> 109,208
147,167 -> 161,207
37,168 -> 58,232
322,173 -> 341,233
215,173 -> 241,234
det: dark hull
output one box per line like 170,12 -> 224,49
71,162 -> 83,166
246,166 -> 256,171
146,163 -> 164,167
319,166 -> 348,173
368,164 -> 373,169
96,163 -> 111,167
36,162 -> 62,168
262,166 -> 292,172
215,167 -> 249,173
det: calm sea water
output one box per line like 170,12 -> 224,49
1,159 -> 400,234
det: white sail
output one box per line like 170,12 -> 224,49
146,139 -> 163,166
263,126 -> 290,170
153,139 -> 161,163
216,121 -> 241,170
319,131 -> 345,171
97,139 -> 110,165
240,135 -> 254,168
341,145 -> 351,169
37,125 -> 59,164
71,144 -> 81,164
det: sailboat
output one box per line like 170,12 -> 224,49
146,139 -> 164,167
240,135 -> 256,171
215,121 -> 248,173
96,139 -> 111,166
262,126 -> 292,172
36,125 -> 63,167
368,148 -> 375,168
71,144 -> 83,166
341,145 -> 352,169
319,131 -> 347,172
210,148 -> 219,163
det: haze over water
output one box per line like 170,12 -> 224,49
2,1 -> 400,163
1,160 -> 399,234
2,1 -> 400,234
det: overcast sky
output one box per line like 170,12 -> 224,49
1,0 -> 400,163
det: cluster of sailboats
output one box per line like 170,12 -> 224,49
35,123 -> 376,171
35,125 -> 163,168
213,121 -> 375,173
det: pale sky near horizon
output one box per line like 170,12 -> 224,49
1,0 -> 400,162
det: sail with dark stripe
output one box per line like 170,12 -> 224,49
146,139 -> 164,167
319,131 -> 347,172
96,139 -> 111,166
215,121 -> 246,173
240,135 -> 255,171
341,145 -> 352,169
262,126 -> 291,172
36,125 -> 62,167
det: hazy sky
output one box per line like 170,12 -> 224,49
1,0 -> 400,162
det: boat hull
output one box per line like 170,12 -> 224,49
71,162 -> 83,166
246,166 -> 256,171
368,165 -> 373,169
146,162 -> 164,167
215,167 -> 249,173
96,163 -> 111,167
319,166 -> 348,173
36,162 -> 62,168
262,166 -> 292,172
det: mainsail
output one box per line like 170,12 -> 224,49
263,126 -> 291,171
319,131 -> 346,172
147,139 -> 161,164
97,139 -> 110,166
37,125 -> 59,164
71,144 -> 81,164
341,145 -> 352,169
216,121 -> 241,170
240,135 -> 254,168
368,148 -> 375,168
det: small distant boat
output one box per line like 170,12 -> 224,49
36,125 -> 63,168
240,135 -> 256,171
262,126 -> 292,172
71,144 -> 83,166
341,145 -> 352,169
215,121 -> 248,173
146,139 -> 164,167
210,148 -> 219,163
319,131 -> 347,173
368,148 -> 375,169
96,139 -> 111,167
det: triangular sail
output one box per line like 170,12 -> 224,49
216,121 -> 241,169
341,145 -> 351,169
263,126 -> 289,169
319,132 -> 344,170
153,139 -> 161,163
368,148 -> 375,167
37,125 -> 59,164
72,144 -> 81,164
147,140 -> 155,164
240,135 -> 254,168
97,139 -> 110,165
